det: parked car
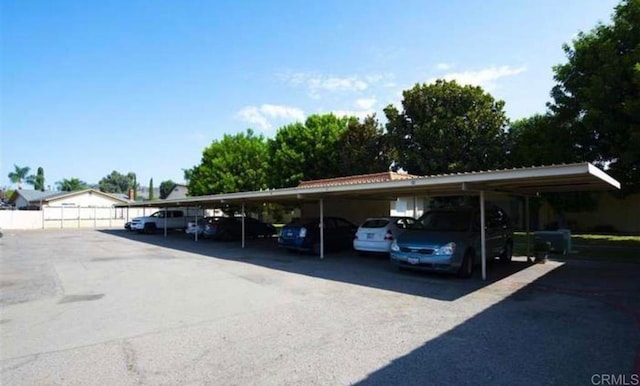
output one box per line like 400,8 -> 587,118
130,210 -> 188,233
187,216 -> 276,240
185,216 -> 218,237
353,217 -> 416,254
278,217 -> 357,254
389,206 -> 513,278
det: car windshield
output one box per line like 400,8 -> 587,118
413,211 -> 472,232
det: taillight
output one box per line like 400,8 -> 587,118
299,227 -> 307,237
384,230 -> 393,240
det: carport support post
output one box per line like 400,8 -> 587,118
480,191 -> 487,281
525,196 -> 531,261
319,198 -> 324,259
164,209 -> 167,237
241,203 -> 245,249
194,208 -> 198,242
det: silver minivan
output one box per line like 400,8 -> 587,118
389,206 -> 513,278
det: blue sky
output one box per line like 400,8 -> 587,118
1,0 -> 619,191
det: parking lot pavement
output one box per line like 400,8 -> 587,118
1,229 -> 638,385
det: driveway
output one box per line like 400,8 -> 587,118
1,229 -> 638,385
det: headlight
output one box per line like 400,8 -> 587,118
390,240 -> 400,252
435,242 -> 456,255
299,227 -> 307,238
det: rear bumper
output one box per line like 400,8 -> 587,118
278,237 -> 310,251
353,239 -> 391,253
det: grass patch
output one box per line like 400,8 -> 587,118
513,232 -> 640,263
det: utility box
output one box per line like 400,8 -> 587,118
534,229 -> 571,255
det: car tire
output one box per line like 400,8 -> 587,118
500,241 -> 513,263
312,243 -> 321,256
143,223 -> 156,234
458,251 -> 474,278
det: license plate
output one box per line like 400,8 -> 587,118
366,233 -> 374,239
408,257 -> 419,265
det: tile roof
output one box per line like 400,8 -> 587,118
297,171 -> 420,188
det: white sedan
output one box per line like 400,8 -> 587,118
353,217 -> 416,253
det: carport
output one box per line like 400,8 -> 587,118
118,162 -> 620,280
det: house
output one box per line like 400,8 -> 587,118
9,189 -> 131,209
165,184 -> 189,200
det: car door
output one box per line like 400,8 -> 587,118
485,207 -> 505,256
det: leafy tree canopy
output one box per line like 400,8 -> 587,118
268,113 -> 350,188
8,164 -> 30,188
549,0 -> 640,193
506,114 -> 579,168
57,178 -> 88,192
99,171 -> 137,193
384,79 -> 509,176
338,114 -> 392,175
159,180 -> 175,199
26,167 -> 45,191
148,178 -> 154,200
187,129 -> 269,196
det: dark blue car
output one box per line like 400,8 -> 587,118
278,217 -> 357,255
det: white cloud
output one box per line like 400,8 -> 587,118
329,98 -> 378,120
429,65 -> 526,91
436,62 -> 453,70
236,104 -> 305,131
355,97 -> 377,110
279,71 -> 398,98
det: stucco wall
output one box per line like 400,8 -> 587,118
300,199 -> 390,225
542,192 -> 640,234
0,210 -> 42,229
0,207 -> 158,230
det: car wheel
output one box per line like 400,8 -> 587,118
312,243 -> 321,256
143,223 -> 156,234
500,241 -> 513,263
458,251 -> 474,278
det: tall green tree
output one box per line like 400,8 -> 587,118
159,180 -> 175,199
384,80 -> 509,175
26,167 -> 46,191
549,0 -> 640,193
8,164 -> 30,189
338,114 -> 391,175
148,178 -> 154,200
98,171 -> 137,193
268,113 -> 349,188
57,178 -> 88,192
187,129 -> 269,195
506,114 -> 578,167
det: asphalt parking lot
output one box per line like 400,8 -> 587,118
1,229 -> 638,385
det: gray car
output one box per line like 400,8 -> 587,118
389,206 -> 513,278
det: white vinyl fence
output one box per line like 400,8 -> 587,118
0,206 -> 202,230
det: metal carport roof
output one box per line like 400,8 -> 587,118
117,162 -> 620,208
118,162 -> 621,280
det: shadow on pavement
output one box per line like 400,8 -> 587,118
357,261 -> 640,385
101,229 -> 538,301
97,230 -> 640,382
